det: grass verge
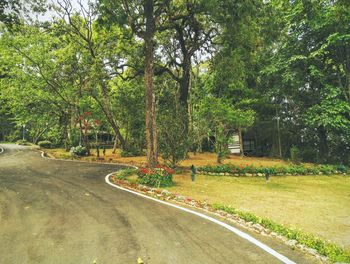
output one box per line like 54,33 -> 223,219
212,203 -> 350,263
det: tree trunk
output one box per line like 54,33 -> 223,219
238,128 -> 244,157
112,135 -> 118,154
318,126 -> 329,162
144,0 -> 158,167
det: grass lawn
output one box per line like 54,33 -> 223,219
168,173 -> 350,250
45,148 -> 350,250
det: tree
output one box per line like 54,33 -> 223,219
198,96 -> 255,163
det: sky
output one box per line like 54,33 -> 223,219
34,0 -> 93,22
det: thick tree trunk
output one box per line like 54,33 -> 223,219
318,126 -> 329,162
144,0 -> 158,167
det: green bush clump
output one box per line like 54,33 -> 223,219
137,165 -> 174,187
317,164 -> 334,175
70,145 -> 88,157
212,203 -> 350,263
38,140 -> 52,148
336,164 -> 348,173
120,146 -> 143,157
16,139 -> 30,145
197,163 -> 349,176
115,168 -> 137,180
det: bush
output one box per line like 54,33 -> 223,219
16,139 -> 30,146
137,165 -> 174,187
38,140 -> 52,148
70,145 -> 88,157
115,169 -> 137,180
120,146 -> 143,157
197,163 -> 349,176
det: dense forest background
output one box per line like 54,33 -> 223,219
0,0 -> 349,165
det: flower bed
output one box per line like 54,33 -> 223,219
198,163 -> 349,176
137,165 -> 174,187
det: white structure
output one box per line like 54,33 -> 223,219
228,133 -> 241,154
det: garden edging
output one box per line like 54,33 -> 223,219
105,172 -> 297,264
39,150 -> 337,263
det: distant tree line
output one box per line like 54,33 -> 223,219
0,0 -> 349,166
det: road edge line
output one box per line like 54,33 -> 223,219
39,149 -> 296,263
105,172 -> 296,264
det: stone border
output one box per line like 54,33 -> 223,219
108,173 -> 328,264
105,172 -> 298,264
39,150 -> 327,263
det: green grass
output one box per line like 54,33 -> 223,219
168,174 -> 350,252
213,203 -> 350,263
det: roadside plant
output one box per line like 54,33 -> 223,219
137,165 -> 174,187
198,163 -> 349,176
70,145 -> 88,157
16,139 -> 30,146
38,140 -> 52,148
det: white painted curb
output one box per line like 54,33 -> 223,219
105,172 -> 296,264
39,150 -> 296,263
0,146 -> 4,154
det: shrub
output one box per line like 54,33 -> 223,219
137,165 -> 174,187
115,169 -> 137,180
70,145 -> 88,157
317,164 -> 334,175
38,140 -> 52,148
16,139 -> 30,145
336,164 -> 348,173
197,163 -> 349,176
120,146 -> 143,157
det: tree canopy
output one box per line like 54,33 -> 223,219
1,0 -> 349,166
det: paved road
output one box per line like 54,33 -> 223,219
0,144 -> 318,264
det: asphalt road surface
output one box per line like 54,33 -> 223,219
0,144 -> 319,264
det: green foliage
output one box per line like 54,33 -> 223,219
137,166 -> 174,188
212,203 -> 350,263
197,96 -> 255,161
16,139 -> 29,145
198,163 -> 349,176
37,140 -> 52,148
158,106 -> 189,166
120,146 -> 143,157
70,146 -> 88,157
114,168 -> 137,180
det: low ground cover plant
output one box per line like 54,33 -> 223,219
198,163 -> 349,176
137,165 -> 174,187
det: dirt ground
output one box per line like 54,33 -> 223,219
49,148 -> 290,168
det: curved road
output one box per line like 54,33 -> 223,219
0,144 -> 318,263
